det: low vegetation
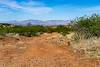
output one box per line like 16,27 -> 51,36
72,14 -> 100,40
71,14 -> 100,58
0,24 -> 73,37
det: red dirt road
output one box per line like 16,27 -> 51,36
0,33 -> 100,67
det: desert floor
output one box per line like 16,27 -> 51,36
0,33 -> 100,67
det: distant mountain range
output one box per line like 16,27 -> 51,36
1,20 -> 71,26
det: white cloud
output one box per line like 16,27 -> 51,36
0,0 -> 22,8
0,0 -> 53,15
21,1 -> 45,7
24,7 -> 52,14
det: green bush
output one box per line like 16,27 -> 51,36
73,14 -> 100,40
0,23 -> 73,37
55,25 -> 69,36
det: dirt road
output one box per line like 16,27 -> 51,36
0,33 -> 100,67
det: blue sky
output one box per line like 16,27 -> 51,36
0,0 -> 100,21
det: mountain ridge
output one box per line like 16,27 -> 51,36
0,20 -> 70,26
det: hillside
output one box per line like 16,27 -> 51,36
1,20 -> 70,26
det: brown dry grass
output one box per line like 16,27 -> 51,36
0,33 -> 100,67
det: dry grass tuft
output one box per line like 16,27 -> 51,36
70,37 -> 100,58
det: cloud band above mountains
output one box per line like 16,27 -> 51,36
0,0 -> 53,15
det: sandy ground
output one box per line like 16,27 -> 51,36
0,33 -> 100,67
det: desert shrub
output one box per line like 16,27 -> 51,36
55,25 -> 72,36
46,27 -> 56,33
0,23 -> 73,37
72,14 -> 100,40
12,26 -> 45,36
56,25 -> 67,35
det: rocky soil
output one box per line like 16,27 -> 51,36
0,33 -> 100,67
